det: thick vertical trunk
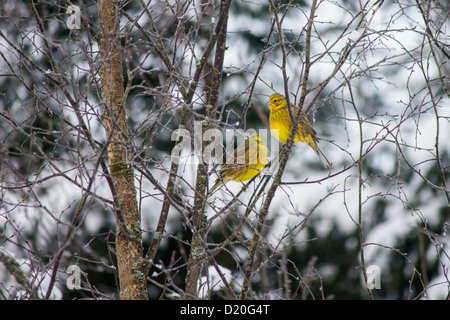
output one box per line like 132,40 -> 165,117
97,0 -> 147,300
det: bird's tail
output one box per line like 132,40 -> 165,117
313,144 -> 331,169
209,179 -> 223,194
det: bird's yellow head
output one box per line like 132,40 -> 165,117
248,133 -> 264,144
268,93 -> 287,111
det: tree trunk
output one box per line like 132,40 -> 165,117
97,0 -> 147,300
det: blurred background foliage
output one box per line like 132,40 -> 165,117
0,0 -> 449,299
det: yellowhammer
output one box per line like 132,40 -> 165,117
268,92 -> 331,168
210,133 -> 269,193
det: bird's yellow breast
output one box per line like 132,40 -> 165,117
269,108 -> 315,147
269,108 -> 292,144
233,144 -> 268,182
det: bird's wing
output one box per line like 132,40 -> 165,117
290,106 -> 318,138
219,138 -> 248,174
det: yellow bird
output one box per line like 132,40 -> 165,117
268,92 -> 331,168
210,133 -> 269,193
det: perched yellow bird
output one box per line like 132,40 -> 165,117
268,92 -> 331,168
210,133 -> 269,193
